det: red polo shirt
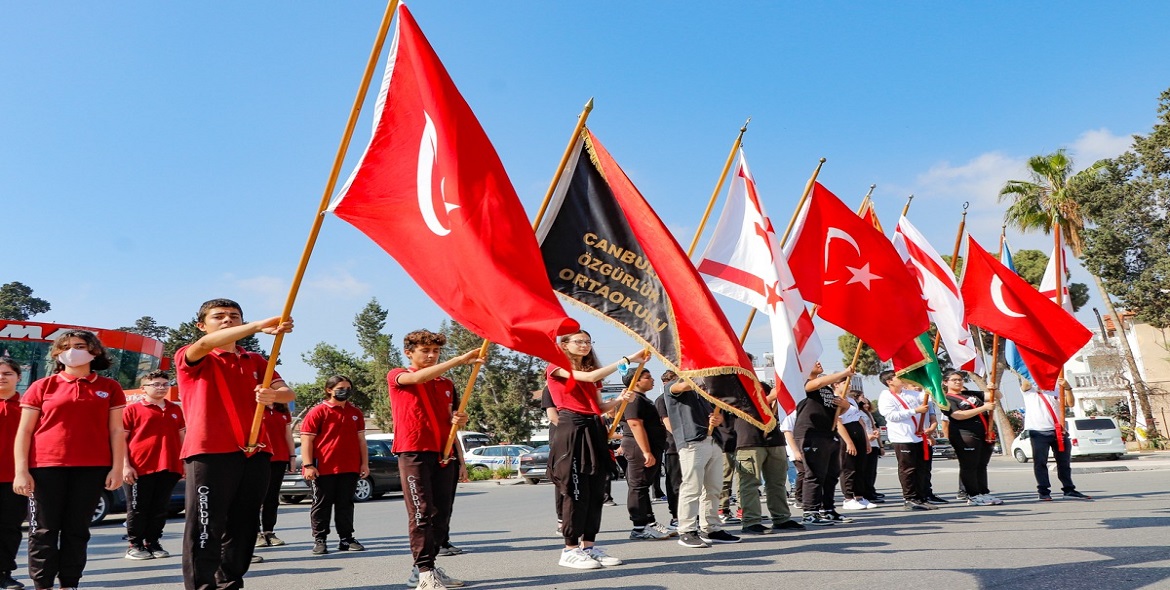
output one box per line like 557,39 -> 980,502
21,372 -> 127,468
545,364 -> 601,416
124,399 -> 186,476
387,367 -> 456,454
262,406 -> 293,462
175,344 -> 279,458
0,394 -> 21,482
300,402 -> 365,474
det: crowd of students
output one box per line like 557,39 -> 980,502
0,304 -> 1095,590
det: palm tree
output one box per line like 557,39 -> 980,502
999,149 -> 1159,438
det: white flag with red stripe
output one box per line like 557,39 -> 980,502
892,216 -> 982,373
696,150 -> 819,416
1039,234 -> 1074,313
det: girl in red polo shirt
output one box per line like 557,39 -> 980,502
256,401 -> 294,549
13,331 -> 127,590
547,330 -> 643,571
0,358 -> 28,590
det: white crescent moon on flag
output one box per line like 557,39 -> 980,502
417,112 -> 459,236
824,227 -> 860,285
990,275 -> 1026,318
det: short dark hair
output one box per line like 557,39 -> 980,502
140,370 -> 171,383
197,298 -> 243,323
879,370 -> 897,386
622,369 -> 652,388
403,330 -> 446,352
0,357 -> 21,378
51,330 -> 112,373
660,370 -> 678,382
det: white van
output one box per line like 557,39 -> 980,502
1011,416 -> 1126,462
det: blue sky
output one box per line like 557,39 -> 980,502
4,2 -> 1168,405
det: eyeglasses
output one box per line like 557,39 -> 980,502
144,383 -> 170,388
568,339 -> 593,345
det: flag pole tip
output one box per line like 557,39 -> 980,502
584,97 -> 594,111
819,157 -> 827,163
741,116 -> 751,132
870,184 -> 877,189
962,201 -> 970,211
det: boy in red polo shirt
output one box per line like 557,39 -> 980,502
390,330 -> 480,590
300,374 -> 369,556
123,370 -> 186,561
175,299 -> 293,590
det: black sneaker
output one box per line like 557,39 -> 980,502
677,532 -> 710,548
864,496 -> 885,504
339,538 -> 366,551
438,542 -> 464,555
1038,493 -> 1053,501
823,510 -> 853,523
740,524 -> 773,535
874,492 -> 886,499
251,554 -> 264,564
771,519 -> 806,531
904,500 -> 937,511
146,542 -> 170,558
0,571 -> 21,590
1064,490 -> 1093,500
312,539 -> 328,555
701,529 -> 741,544
801,511 -> 836,526
125,545 -> 154,560
925,494 -> 950,505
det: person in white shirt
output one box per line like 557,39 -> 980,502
1021,378 -> 1092,501
836,393 -> 875,510
876,371 -> 936,511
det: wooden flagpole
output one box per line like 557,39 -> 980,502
439,97 -> 596,462
685,121 -> 750,436
1053,221 -> 1069,426
686,118 -> 751,258
245,0 -> 400,452
931,202 -> 969,355
737,159 -> 829,344
608,355 -> 650,437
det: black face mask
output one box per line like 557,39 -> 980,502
332,388 -> 351,402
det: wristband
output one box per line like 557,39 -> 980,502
622,356 -> 630,365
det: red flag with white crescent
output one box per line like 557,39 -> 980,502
328,5 -> 578,365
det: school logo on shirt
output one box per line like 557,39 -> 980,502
96,391 -> 110,399
352,415 -> 359,421
171,413 -> 179,419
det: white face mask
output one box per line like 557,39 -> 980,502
58,348 -> 96,368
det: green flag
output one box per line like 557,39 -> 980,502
893,333 -> 947,410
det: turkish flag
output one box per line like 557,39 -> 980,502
784,183 -> 929,360
328,5 -> 578,365
959,236 -> 1092,390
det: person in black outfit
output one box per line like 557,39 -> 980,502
654,385 -> 681,530
942,371 -> 1001,506
541,387 -> 564,535
795,362 -> 853,526
619,369 -> 672,540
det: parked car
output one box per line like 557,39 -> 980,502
92,479 -> 185,525
519,445 -> 550,484
1011,417 -> 1127,462
366,431 -> 493,453
463,444 -> 534,475
930,437 -> 956,460
280,438 -> 402,503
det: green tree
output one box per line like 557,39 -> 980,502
441,321 -> 544,445
0,282 -> 51,320
352,299 -> 403,432
837,334 -> 880,376
298,342 -> 375,413
1000,148 -> 1159,438
1073,88 -> 1170,329
118,316 -> 170,341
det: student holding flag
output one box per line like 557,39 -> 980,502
548,331 -> 644,570
1021,379 -> 1092,501
941,371 -> 1002,506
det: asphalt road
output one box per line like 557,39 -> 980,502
35,452 -> 1170,589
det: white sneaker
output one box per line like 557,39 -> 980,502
983,494 -> 1004,505
409,566 -> 464,588
966,495 -> 993,506
416,570 -> 448,590
585,546 -> 623,566
842,499 -> 867,511
558,547 -> 602,570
